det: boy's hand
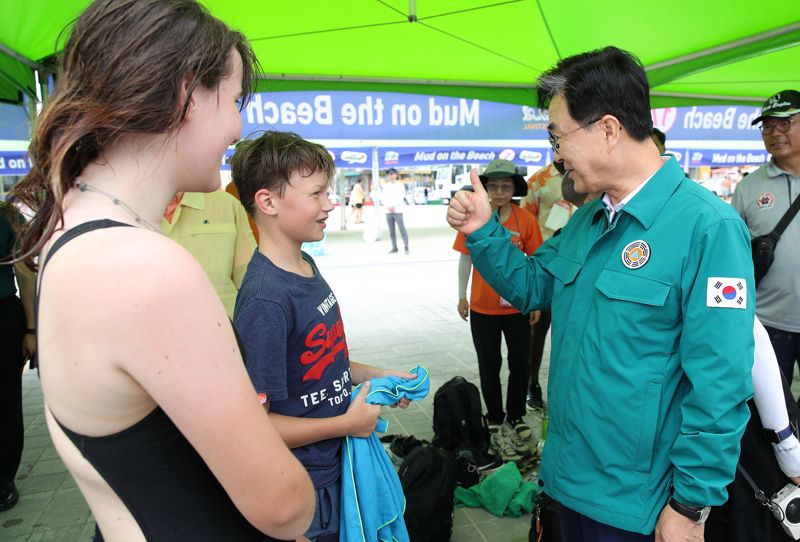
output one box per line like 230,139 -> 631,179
345,381 -> 381,437
391,397 -> 411,409
379,369 -> 417,409
447,169 -> 492,235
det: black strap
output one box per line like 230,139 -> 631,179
40,219 -> 133,274
769,175 -> 800,240
34,220 -> 135,370
736,463 -> 778,511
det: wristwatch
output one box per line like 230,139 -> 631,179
668,497 -> 710,524
764,424 -> 795,444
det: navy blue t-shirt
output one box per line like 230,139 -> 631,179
233,250 -> 352,489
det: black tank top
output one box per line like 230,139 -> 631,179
40,220 -> 265,541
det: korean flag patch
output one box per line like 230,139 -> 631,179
706,277 -> 747,309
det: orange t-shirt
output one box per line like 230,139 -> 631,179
453,205 -> 543,315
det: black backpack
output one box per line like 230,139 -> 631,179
399,445 -> 457,542
432,377 -> 491,455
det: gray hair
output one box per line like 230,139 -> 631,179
536,73 -> 568,109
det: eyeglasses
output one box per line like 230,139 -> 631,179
548,117 -> 602,150
759,117 -> 800,135
486,184 -> 515,193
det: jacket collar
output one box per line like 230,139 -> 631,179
591,157 -> 683,229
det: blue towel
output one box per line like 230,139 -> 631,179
340,365 -> 430,542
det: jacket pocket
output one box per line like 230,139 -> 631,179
635,380 -> 663,472
545,255 -> 581,286
595,269 -> 670,307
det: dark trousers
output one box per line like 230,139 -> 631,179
469,310 -> 530,423
529,310 -> 551,395
558,503 -> 654,542
0,295 -> 26,485
385,212 -> 408,251
764,325 -> 800,388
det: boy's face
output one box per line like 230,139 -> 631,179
273,169 -> 334,244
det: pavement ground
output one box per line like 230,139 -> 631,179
4,205 -> 545,541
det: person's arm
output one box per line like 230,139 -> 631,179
466,217 -> 559,315
268,382 -> 381,443
288,358 -> 419,430
457,253 -> 471,320
14,261 -> 36,359
752,317 -> 800,481
668,218 -> 755,508
655,218 -> 755,542
451,169 -> 556,314
120,238 -> 314,539
228,194 -> 256,289
350,361 -> 416,384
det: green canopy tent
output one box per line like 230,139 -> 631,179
0,0 -> 798,107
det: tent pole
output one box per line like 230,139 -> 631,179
646,22 -> 800,86
0,44 -> 40,71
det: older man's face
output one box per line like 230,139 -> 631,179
548,94 -> 605,195
761,114 -> 800,164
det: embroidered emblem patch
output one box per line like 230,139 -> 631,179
756,192 -> 775,209
257,392 -> 268,405
621,240 -> 650,269
706,278 -> 747,309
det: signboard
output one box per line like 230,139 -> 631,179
0,92 -> 772,174
242,91 -> 764,143
0,151 -> 31,176
222,146 -> 373,170
378,146 -> 548,168
242,91 -> 548,140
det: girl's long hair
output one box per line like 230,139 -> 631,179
10,0 -> 257,262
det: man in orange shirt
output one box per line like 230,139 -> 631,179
454,159 -> 543,460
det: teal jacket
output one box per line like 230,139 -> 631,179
466,158 -> 754,534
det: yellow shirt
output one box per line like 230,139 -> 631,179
162,191 -> 256,318
349,182 -> 365,205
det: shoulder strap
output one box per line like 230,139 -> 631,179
34,220 -> 134,360
40,219 -> 133,274
770,177 -> 800,239
736,463 -> 778,510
